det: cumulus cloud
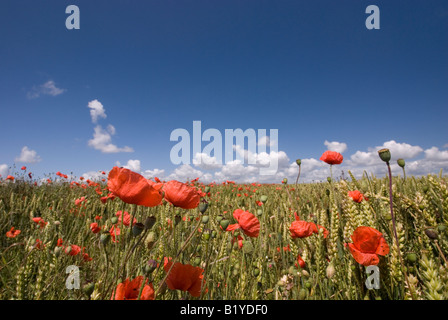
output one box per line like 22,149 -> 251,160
324,140 -> 347,154
142,168 -> 166,180
166,164 -> 213,182
424,147 -> 448,162
192,153 -> 222,170
0,164 -> 9,178
88,125 -> 134,153
15,146 -> 42,163
123,159 -> 141,172
27,80 -> 66,99
88,99 -> 107,123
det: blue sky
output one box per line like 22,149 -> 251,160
1,0 -> 447,183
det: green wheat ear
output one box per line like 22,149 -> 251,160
348,170 -> 362,191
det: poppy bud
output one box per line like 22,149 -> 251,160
296,159 -> 301,166
327,177 -> 332,183
257,209 -> 263,216
298,288 -> 307,300
260,195 -> 268,203
83,283 -> 95,297
326,264 -> 336,279
204,186 -> 211,193
174,214 -> 182,226
216,215 -> 223,223
220,219 -> 230,230
198,203 -> 208,214
425,228 -> 438,240
54,246 -> 62,256
397,158 -> 405,168
252,267 -> 260,277
326,189 -> 330,196
305,281 -> 311,289
211,230 -> 217,238
282,178 -> 288,184
243,241 -> 254,254
100,232 -> 111,245
437,224 -> 446,233
423,185 -> 429,193
201,215 -> 209,224
110,217 -> 118,224
378,148 -> 391,163
145,231 -> 156,249
406,253 -> 418,263
143,259 -> 158,275
144,216 -> 156,229
132,223 -> 145,236
203,230 -> 210,240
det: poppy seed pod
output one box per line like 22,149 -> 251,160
406,253 -> 418,263
216,215 -> 223,223
260,195 -> 268,203
282,178 -> 288,184
100,232 -> 111,245
132,223 -> 145,236
144,216 -> 156,230
424,228 -> 438,240
198,202 -> 208,214
397,158 -> 405,168
378,148 -> 391,163
257,209 -> 263,216
83,283 -> 95,296
143,259 -> 158,275
220,219 -> 230,230
110,216 -> 118,224
201,215 -> 209,224
296,159 -> 301,166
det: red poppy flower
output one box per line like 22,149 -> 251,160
32,217 -> 47,229
111,276 -> 155,300
289,220 -> 316,238
56,239 -> 64,247
65,244 -> 81,256
320,151 -> 343,165
21,166 -> 26,170
107,166 -> 163,207
296,255 -> 306,269
6,175 -> 14,181
109,225 -> 120,243
115,210 -> 136,227
345,226 -> 390,266
226,209 -> 260,238
6,227 -> 21,238
348,190 -> 366,203
35,238 -> 44,249
164,258 -> 205,297
162,180 -> 201,209
90,222 -> 101,233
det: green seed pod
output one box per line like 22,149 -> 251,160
196,245 -> 202,252
260,195 -> 268,203
288,266 -> 297,275
216,215 -> 223,223
110,217 -> 118,224
201,215 -> 209,224
211,230 -> 217,238
397,158 -> 405,168
100,232 -> 111,245
193,257 -> 201,266
305,281 -> 311,289
406,253 -> 418,263
257,209 -> 263,216
326,189 -> 330,196
378,148 -> 391,163
220,219 -> 230,230
132,223 -> 145,236
83,283 -> 95,297
422,185 -> 429,193
296,159 -> 301,166
203,232 -> 210,240
199,203 -> 208,214
327,177 -> 332,183
384,213 -> 392,221
253,268 -> 260,277
144,216 -> 156,230
437,224 -> 446,233
143,260 -> 158,275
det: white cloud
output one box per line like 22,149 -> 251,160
88,125 -> 134,153
88,99 -> 107,123
258,136 -> 276,147
142,168 -> 166,180
0,164 -> 9,178
324,140 -> 347,154
27,80 -> 66,99
192,153 -> 222,170
381,140 -> 423,159
15,146 -> 42,163
166,164 -> 212,182
424,147 -> 448,162
123,159 -> 141,172
81,171 -> 105,181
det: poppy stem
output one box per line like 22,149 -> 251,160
295,165 -> 301,185
386,162 -> 416,300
